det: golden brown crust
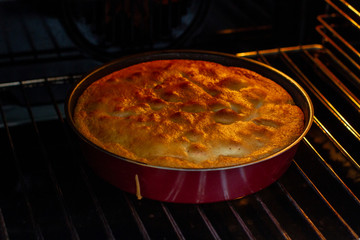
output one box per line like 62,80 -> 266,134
74,59 -> 304,168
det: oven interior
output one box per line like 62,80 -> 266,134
0,0 -> 360,239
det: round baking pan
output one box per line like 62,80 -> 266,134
65,50 -> 313,203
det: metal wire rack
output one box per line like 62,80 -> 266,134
0,44 -> 359,239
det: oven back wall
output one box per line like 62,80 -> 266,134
0,0 -> 325,83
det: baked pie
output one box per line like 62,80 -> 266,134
74,59 -> 304,168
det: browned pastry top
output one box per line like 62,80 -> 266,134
74,59 -> 304,168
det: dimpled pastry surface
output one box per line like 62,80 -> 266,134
74,59 -> 304,168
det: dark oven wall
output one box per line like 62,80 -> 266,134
187,0 -> 326,53
0,0 -> 326,83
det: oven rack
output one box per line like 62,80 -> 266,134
316,14 -> 360,76
325,0 -> 360,29
0,44 -> 359,239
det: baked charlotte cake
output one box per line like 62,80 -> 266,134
74,59 -> 304,168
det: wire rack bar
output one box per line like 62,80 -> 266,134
293,157 -> 359,239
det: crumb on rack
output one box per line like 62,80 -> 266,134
135,174 -> 142,200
